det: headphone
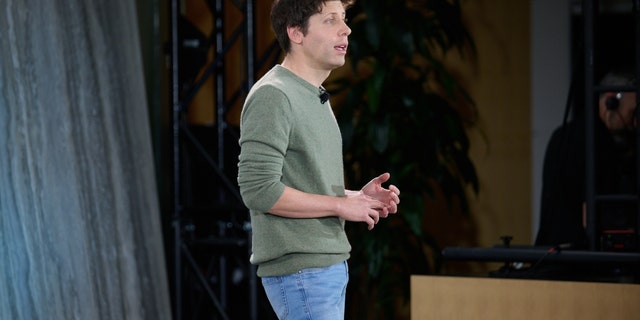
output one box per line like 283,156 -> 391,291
605,92 -> 622,110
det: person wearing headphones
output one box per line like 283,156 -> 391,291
536,68 -> 637,255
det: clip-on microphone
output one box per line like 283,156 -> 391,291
319,89 -> 330,104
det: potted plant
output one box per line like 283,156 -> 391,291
327,1 -> 479,318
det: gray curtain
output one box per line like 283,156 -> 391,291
0,1 -> 171,319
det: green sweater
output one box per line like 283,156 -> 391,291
237,65 -> 351,277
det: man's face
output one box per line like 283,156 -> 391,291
297,1 -> 351,71
599,91 -> 638,133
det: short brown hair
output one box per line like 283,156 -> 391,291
270,0 -> 354,53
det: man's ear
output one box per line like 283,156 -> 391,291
287,26 -> 303,45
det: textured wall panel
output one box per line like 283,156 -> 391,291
0,1 -> 171,319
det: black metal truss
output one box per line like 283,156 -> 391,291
168,0 -> 280,319
582,0 -> 640,252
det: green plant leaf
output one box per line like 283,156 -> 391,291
336,1 -> 478,319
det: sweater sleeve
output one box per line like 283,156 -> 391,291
237,85 -> 290,212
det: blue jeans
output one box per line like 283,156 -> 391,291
261,261 -> 349,320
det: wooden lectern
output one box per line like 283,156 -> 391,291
411,275 -> 640,320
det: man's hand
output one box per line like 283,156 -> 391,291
338,192 -> 387,230
360,172 -> 401,218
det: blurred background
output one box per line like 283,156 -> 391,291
1,0 -> 637,319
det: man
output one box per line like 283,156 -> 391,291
237,0 -> 401,319
536,68 -> 637,252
